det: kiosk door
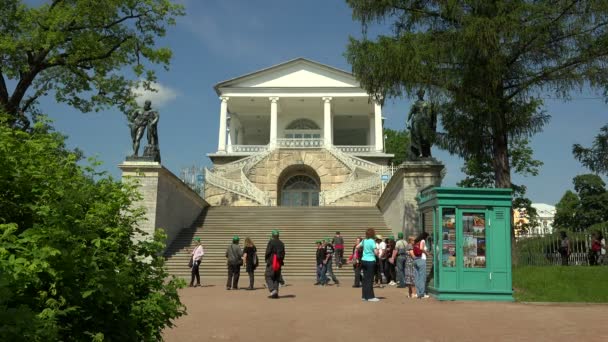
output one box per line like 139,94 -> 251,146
458,209 -> 489,290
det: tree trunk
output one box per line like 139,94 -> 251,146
492,111 -> 516,265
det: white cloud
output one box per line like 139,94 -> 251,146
131,82 -> 179,108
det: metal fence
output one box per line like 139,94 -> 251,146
179,165 -> 205,198
514,228 -> 607,266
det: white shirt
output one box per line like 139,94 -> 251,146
376,241 -> 387,258
192,245 -> 204,261
420,240 -> 427,260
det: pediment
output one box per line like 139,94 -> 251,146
215,58 -> 361,91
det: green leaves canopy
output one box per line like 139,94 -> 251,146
345,0 -> 608,188
573,124 -> 608,176
0,115 -> 185,341
384,128 -> 409,165
0,0 -> 184,129
554,175 -> 608,231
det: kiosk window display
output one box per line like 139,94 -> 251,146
418,187 -> 513,301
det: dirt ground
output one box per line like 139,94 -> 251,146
164,279 -> 608,342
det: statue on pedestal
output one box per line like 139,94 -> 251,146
127,100 -> 161,163
407,89 -> 437,160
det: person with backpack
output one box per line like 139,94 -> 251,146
412,232 -> 430,299
225,236 -> 243,290
324,237 -> 340,286
333,231 -> 345,268
404,236 -> 416,298
392,232 -> 408,288
349,237 -> 363,288
242,237 -> 258,290
590,232 -> 601,266
559,231 -> 571,266
316,240 -> 328,286
265,230 -> 285,299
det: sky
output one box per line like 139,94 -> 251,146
30,0 -> 607,206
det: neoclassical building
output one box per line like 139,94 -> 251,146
205,58 -> 394,207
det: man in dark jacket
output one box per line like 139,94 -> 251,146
225,235 -> 243,290
265,229 -> 285,298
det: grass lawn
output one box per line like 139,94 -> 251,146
513,266 -> 608,302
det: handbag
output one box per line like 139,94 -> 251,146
272,253 -> 281,272
188,255 -> 193,268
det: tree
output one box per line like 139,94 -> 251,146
553,175 -> 608,231
572,174 -> 608,230
384,128 -> 409,165
458,138 -> 542,233
0,115 -> 185,341
345,0 -> 608,189
573,124 -> 608,176
553,190 -> 580,231
0,0 -> 184,129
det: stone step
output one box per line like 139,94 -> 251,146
165,206 -> 391,279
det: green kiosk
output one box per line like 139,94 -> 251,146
417,187 -> 514,301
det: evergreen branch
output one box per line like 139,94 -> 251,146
392,4 -> 461,27
507,0 -> 580,67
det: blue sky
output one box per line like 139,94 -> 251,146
33,0 -> 606,206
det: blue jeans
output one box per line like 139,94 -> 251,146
396,255 -> 406,287
414,258 -> 426,298
317,263 -> 328,284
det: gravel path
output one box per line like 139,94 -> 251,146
164,279 -> 608,342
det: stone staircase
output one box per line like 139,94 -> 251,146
164,206 -> 392,280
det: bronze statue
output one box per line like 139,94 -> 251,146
407,89 -> 437,159
127,100 -> 161,162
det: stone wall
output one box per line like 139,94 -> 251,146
119,161 -> 208,248
247,149 -> 352,204
332,184 -> 382,207
376,160 -> 445,236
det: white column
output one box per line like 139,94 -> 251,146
323,97 -> 332,147
269,97 -> 279,148
226,114 -> 233,153
368,114 -> 375,146
374,98 -> 383,152
218,96 -> 229,152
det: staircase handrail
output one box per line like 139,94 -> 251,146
320,174 -> 381,205
240,169 -> 271,205
242,148 -> 272,175
326,145 -> 383,174
211,146 -> 271,175
205,168 -> 263,204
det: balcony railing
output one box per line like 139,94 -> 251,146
230,145 -> 269,153
334,145 -> 376,153
276,138 -> 324,148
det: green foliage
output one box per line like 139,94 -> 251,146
573,124 -> 608,176
384,128 -> 409,165
345,0 -> 608,188
554,175 -> 608,231
458,138 -> 542,233
513,266 -> 608,302
0,0 -> 184,129
553,190 -> 580,231
0,115 -> 186,341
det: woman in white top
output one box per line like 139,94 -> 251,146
190,237 -> 204,287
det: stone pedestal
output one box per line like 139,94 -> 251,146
119,161 -> 208,247
376,159 -> 446,237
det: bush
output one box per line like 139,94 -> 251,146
0,117 -> 185,341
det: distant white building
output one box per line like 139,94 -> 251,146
531,203 -> 556,235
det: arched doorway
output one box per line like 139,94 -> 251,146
278,165 -> 320,207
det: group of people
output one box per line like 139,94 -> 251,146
188,230 -> 286,299
189,228 -> 434,301
349,229 -> 431,301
